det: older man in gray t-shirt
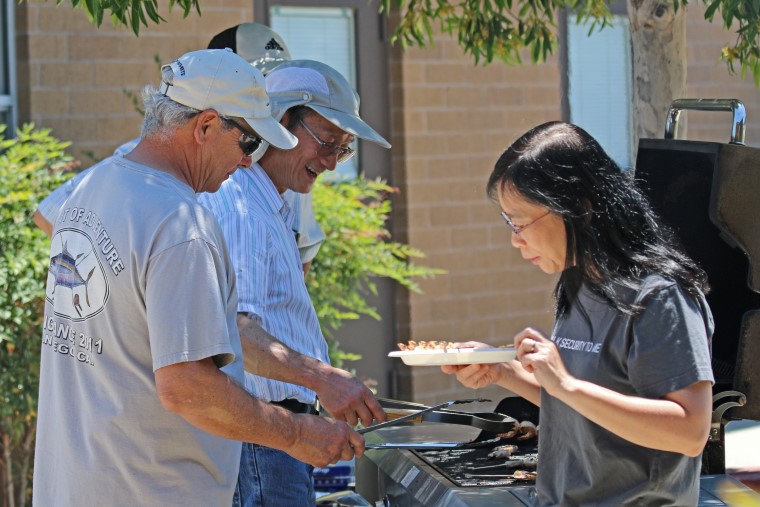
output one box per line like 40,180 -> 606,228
34,49 -> 364,507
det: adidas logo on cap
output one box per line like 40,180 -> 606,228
265,38 -> 284,51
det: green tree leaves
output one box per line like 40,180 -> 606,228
56,0 -> 200,35
381,0 -> 760,84
380,0 -> 612,65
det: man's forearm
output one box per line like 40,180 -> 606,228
156,357 -> 299,445
33,210 -> 53,238
236,313 -> 328,392
155,357 -> 364,467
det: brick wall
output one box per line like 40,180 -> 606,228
389,33 -> 561,406
685,5 -> 760,146
388,5 -> 760,407
15,0 -> 254,162
14,1 -> 760,408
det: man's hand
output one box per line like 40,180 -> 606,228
285,414 -> 365,467
312,365 -> 386,427
235,314 -> 386,427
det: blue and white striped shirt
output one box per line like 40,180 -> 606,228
198,165 -> 329,404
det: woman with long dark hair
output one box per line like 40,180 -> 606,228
443,122 -> 714,506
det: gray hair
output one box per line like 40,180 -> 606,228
140,85 -> 199,141
140,93 -> 239,143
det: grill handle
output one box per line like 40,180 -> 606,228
664,98 -> 746,145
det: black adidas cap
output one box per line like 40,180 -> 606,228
208,23 -> 292,76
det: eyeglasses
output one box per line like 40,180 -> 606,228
223,118 -> 263,157
298,120 -> 355,163
500,210 -> 551,235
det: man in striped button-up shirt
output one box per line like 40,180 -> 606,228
198,60 -> 392,507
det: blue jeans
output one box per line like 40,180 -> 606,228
232,442 -> 315,507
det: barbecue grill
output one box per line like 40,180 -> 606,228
350,100 -> 760,506
355,425 -> 754,506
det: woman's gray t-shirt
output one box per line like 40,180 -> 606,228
536,275 -> 714,506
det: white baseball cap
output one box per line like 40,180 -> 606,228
207,23 -> 292,76
159,48 -> 297,150
266,60 -> 391,149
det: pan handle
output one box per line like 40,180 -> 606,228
663,98 -> 746,145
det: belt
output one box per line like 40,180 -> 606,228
271,399 -> 319,415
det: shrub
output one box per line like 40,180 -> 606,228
309,178 -> 444,368
0,124 -> 76,507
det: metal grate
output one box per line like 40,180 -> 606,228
413,439 -> 538,488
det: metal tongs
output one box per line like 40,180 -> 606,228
358,398 -> 490,434
376,397 -> 519,434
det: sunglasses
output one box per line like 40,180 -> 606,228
224,118 -> 263,157
298,120 -> 356,163
500,210 -> 551,235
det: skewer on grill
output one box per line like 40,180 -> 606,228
497,420 -> 539,441
464,470 -> 537,481
487,444 -> 519,459
504,457 -> 537,470
471,463 -> 510,471
476,455 -> 538,469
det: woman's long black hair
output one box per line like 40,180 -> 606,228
486,121 -> 709,317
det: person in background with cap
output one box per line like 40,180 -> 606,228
33,49 -> 365,507
198,60 -> 391,507
33,23 -> 325,276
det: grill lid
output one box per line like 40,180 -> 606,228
635,137 -> 760,421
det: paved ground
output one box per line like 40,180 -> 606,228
726,420 -> 760,493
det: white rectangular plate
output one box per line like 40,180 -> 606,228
388,347 -> 517,366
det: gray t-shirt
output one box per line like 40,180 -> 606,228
536,275 -> 714,506
34,157 -> 244,506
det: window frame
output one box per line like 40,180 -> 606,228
0,0 -> 18,136
560,2 -> 633,168
269,5 -> 361,180
254,0 -> 391,182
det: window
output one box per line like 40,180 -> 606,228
270,6 -> 359,180
0,0 -> 17,137
566,15 -> 633,168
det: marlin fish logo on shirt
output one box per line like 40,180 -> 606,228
46,229 -> 109,321
48,240 -> 95,316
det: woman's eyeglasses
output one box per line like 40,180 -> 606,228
500,210 -> 551,235
299,120 -> 356,163
224,118 -> 263,157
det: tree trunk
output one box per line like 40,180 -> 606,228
2,435 -> 14,507
627,0 -> 687,152
16,427 -> 35,507
1,451 -> 6,507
